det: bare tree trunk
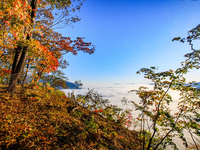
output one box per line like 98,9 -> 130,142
7,0 -> 38,93
21,59 -> 30,87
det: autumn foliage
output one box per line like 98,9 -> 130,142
0,0 -> 95,91
0,1 -> 141,149
0,85 -> 140,149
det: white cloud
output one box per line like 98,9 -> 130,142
62,83 -> 181,111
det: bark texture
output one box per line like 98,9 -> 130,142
7,0 -> 38,93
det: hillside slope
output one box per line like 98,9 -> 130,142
0,85 -> 140,150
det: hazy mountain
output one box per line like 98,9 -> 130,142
187,82 -> 200,89
65,81 -> 81,89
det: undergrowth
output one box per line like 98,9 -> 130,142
0,84 -> 140,150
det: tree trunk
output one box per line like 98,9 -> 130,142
7,47 -> 28,92
21,59 -> 30,87
7,0 -> 38,93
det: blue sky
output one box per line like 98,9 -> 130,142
57,0 -> 200,85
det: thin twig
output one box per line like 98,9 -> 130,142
187,127 -> 199,150
153,106 -> 184,150
147,56 -> 194,150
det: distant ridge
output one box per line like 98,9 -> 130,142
65,81 -> 81,89
39,79 -> 81,89
187,82 -> 200,89
149,82 -> 200,89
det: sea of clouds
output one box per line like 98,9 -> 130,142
62,83 -> 180,112
62,83 -> 198,149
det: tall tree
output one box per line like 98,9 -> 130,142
7,0 -> 39,92
0,0 -> 95,92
